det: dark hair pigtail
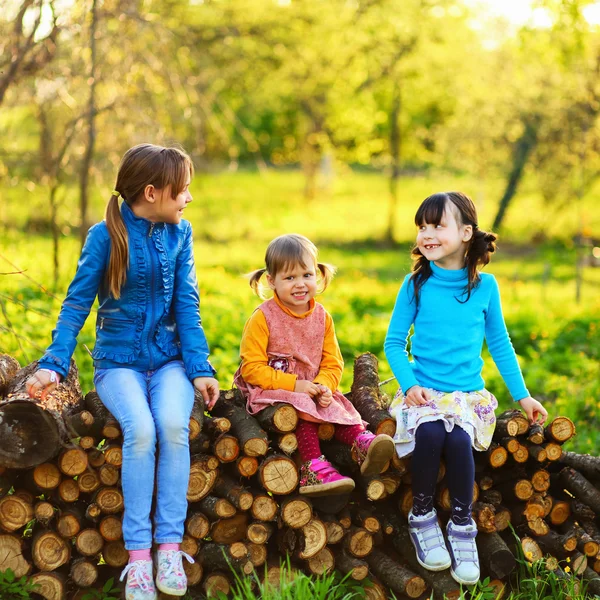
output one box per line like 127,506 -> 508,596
247,268 -> 268,298
463,228 -> 497,301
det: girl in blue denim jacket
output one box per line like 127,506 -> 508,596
26,143 -> 219,600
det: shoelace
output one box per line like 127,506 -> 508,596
159,550 -> 194,580
449,526 -> 478,562
120,560 -> 154,591
413,519 -> 446,551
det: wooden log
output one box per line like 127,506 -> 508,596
210,512 -> 249,544
99,515 -> 122,542
363,577 -> 388,600
77,469 -> 101,494
213,434 -> 240,463
188,431 -> 211,455
181,534 -> 199,557
497,409 -> 529,435
203,415 -> 231,437
306,546 -> 335,575
251,493 -> 278,522
536,530 -> 576,558
496,478 -> 533,502
247,521 -> 274,544
366,548 -> 426,598
527,423 -> 545,444
0,493 -> 33,532
199,542 -> 253,574
548,498 -> 571,526
321,514 -> 345,544
256,404 -> 298,433
476,532 -> 516,579
530,469 -> 550,492
500,436 -> 520,453
277,432 -> 298,455
520,536 -> 543,562
358,474 -> 387,501
247,542 -> 268,568
187,459 -> 218,502
213,390 -> 269,456
94,487 -> 124,514
97,464 -> 120,487
545,416 -> 576,444
1,359 -> 83,468
84,390 -> 120,439
0,533 -> 31,577
280,495 -> 312,529
183,559 -> 203,587
259,454 -> 298,495
85,502 -> 101,522
236,455 -> 259,478
351,507 -> 381,534
188,391 -> 204,440
344,526 -> 373,558
103,442 -> 122,467
472,502 -> 496,533
494,505 -> 512,532
202,571 -> 231,596
56,506 -> 83,538
335,549 -> 369,580
511,443 -> 529,464
528,445 -> 547,463
29,571 -> 66,600
34,501 -> 55,527
65,409 -> 95,438
213,474 -> 253,511
544,442 -> 563,461
583,567 -> 600,596
75,528 -> 104,556
560,467 -> 600,513
0,354 -> 20,396
350,353 -> 396,436
103,540 -> 129,567
57,447 -> 88,477
486,443 -> 508,469
197,495 -> 236,520
32,530 -> 71,570
31,462 -> 62,492
298,518 -> 327,559
56,478 -> 80,503
70,557 -> 99,587
186,511 -> 210,540
558,451 -> 600,480
87,449 -> 105,468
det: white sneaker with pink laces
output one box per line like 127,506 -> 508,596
155,549 -> 194,596
120,560 -> 157,600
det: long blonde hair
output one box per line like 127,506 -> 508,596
105,144 -> 193,298
247,234 -> 336,299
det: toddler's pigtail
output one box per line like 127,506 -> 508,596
463,228 -> 497,300
105,192 -> 129,299
317,262 -> 337,293
247,267 -> 268,299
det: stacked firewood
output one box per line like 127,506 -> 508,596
1,352 -> 600,600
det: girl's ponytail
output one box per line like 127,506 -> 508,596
317,262 -> 337,293
247,267 -> 268,298
464,228 -> 497,300
105,193 -> 129,299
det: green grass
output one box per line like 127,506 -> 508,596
1,169 -> 599,452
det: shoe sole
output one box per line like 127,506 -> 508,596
360,435 -> 395,476
450,567 -> 479,586
299,479 -> 355,497
156,581 -> 186,596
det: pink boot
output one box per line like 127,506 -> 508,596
299,455 -> 355,496
353,431 -> 395,476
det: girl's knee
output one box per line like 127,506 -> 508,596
156,417 -> 189,445
415,421 -> 446,447
125,420 -> 156,454
445,426 -> 472,451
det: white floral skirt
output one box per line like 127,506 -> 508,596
389,387 -> 498,458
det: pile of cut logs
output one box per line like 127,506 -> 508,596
1,352 -> 600,599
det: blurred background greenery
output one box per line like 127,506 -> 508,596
0,0 -> 598,450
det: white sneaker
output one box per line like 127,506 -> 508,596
446,519 -> 480,585
408,509 -> 451,571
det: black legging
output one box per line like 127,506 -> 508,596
411,421 -> 475,525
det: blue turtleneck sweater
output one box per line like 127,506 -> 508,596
384,262 -> 529,401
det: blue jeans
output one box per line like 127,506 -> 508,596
94,360 -> 194,550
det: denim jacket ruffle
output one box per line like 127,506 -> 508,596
38,202 -> 215,381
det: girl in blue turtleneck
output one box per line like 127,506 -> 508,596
384,191 -> 547,587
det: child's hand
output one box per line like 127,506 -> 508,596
26,370 -> 60,401
404,385 -> 430,407
315,384 -> 333,408
295,380 -> 320,398
193,377 -> 220,410
518,396 -> 548,425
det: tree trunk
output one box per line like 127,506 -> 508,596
386,81 -> 401,243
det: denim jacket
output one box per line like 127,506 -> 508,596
38,202 -> 215,381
